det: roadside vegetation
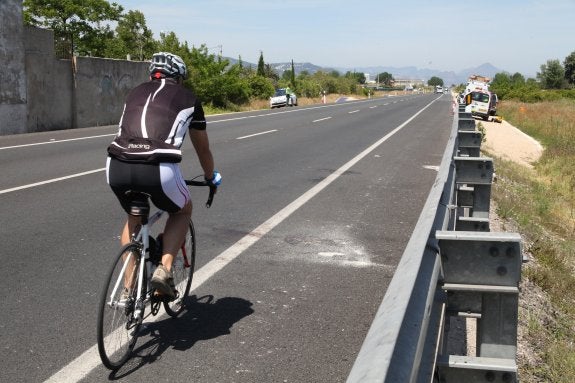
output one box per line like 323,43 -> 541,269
484,97 -> 575,382
22,0 -> 399,111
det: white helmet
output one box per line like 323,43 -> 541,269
149,52 -> 187,79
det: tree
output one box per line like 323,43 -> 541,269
511,72 -> 525,86
290,59 -> 296,87
345,71 -> 366,84
282,70 -> 294,82
377,72 -> 394,87
106,10 -> 155,60
537,59 -> 565,89
23,0 -> 123,57
263,64 -> 279,81
427,76 -> 444,87
564,51 -> 575,85
257,51 -> 266,77
247,75 -> 275,100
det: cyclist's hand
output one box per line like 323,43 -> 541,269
205,171 -> 222,190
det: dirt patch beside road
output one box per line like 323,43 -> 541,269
480,118 -> 544,168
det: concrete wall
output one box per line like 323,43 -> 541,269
24,26 -> 73,133
74,57 -> 149,128
0,0 -> 28,135
0,0 -> 149,135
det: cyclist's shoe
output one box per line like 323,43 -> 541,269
151,265 -> 176,301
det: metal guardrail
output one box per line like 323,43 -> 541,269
347,104 -> 522,383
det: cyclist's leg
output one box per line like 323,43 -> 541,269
164,219 -> 196,317
161,200 -> 192,270
121,215 -> 142,246
152,162 -> 192,272
107,157 -> 145,247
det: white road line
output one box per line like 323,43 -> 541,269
43,96 -> 439,383
369,106 -> 377,109
0,169 -> 106,195
236,130 -> 277,140
0,134 -> 116,150
313,117 -> 332,123
348,110 -> 360,114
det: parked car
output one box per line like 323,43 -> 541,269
270,88 -> 298,108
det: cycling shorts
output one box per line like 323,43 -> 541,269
106,156 -> 190,214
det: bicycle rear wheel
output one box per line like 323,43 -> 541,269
164,220 -> 196,317
97,243 -> 145,369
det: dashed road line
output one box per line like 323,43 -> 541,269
236,129 -> 278,140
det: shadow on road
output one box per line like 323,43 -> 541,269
108,294 -> 254,380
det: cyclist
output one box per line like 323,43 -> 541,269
106,52 -> 221,300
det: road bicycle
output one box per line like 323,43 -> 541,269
96,177 -> 216,370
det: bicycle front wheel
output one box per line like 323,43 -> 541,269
164,220 -> 196,317
97,243 -> 144,370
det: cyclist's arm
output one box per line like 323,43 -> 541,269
190,129 -> 214,180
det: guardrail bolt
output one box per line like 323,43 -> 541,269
484,371 -> 495,382
497,266 -> 508,276
489,246 -> 499,257
506,246 -> 516,258
502,372 -> 513,382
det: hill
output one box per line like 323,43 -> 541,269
225,57 -> 505,85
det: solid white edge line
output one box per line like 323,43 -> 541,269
236,130 -> 278,140
0,134 -> 116,150
44,97 -> 439,383
0,169 -> 106,195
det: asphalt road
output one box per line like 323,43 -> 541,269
0,93 -> 453,382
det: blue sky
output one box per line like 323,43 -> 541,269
113,0 -> 575,77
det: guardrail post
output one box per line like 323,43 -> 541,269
435,231 -> 521,382
458,117 -> 476,132
457,131 -> 481,157
454,157 -> 493,231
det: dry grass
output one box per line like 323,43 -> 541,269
488,100 -> 575,382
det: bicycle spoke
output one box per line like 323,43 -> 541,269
97,244 -> 144,369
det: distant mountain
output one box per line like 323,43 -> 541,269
271,61 -> 338,74
224,57 -> 504,85
335,63 -> 504,86
226,58 -> 337,75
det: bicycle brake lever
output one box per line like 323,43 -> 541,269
205,185 -> 216,208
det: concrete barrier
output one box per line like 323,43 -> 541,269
0,0 -> 149,135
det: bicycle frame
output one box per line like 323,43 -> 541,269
107,209 -> 165,319
106,178 -> 214,312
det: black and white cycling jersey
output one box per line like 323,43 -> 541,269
108,77 -> 206,163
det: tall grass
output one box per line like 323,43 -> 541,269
499,100 -> 575,236
489,100 -> 575,382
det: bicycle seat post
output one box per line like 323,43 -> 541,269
126,192 -> 151,225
